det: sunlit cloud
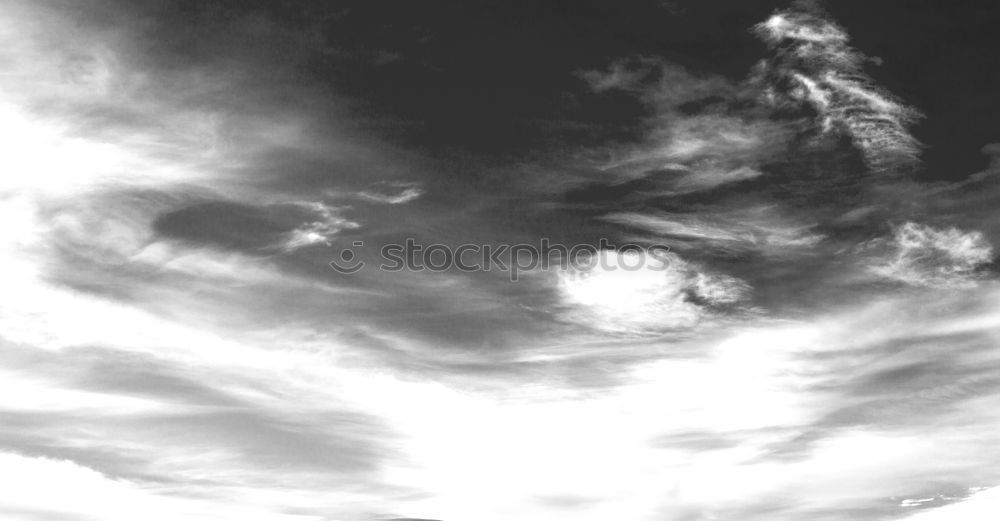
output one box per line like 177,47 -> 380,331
555,249 -> 749,334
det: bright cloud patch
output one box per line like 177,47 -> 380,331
868,222 -> 993,287
282,201 -> 360,251
557,249 -> 748,333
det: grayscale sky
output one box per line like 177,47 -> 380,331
1,1 -> 999,520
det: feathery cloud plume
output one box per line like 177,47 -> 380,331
752,4 -> 923,171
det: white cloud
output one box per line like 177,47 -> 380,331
669,165 -> 764,193
281,201 -> 360,251
753,6 -> 923,170
868,222 -> 993,287
0,451 -> 369,521
557,249 -> 703,333
899,486 -> 1000,521
358,185 -> 424,204
690,272 -> 750,304
556,249 -> 749,333
756,12 -> 849,46
605,208 -> 823,253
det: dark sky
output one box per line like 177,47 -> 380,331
79,0 -> 999,177
107,0 -> 998,178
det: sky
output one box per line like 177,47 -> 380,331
1,1 -> 1000,520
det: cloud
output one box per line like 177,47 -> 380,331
555,249 -> 749,334
556,249 -> 702,333
864,222 -> 993,287
752,4 -> 923,170
281,201 -> 361,251
581,59 -> 793,187
899,486 -> 1000,521
357,182 -> 425,204
605,208 -> 824,254
667,165 -> 764,194
689,272 -> 751,305
580,57 -> 731,103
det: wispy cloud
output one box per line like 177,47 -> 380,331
357,182 -> 426,205
864,222 -> 993,287
752,3 -> 924,171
